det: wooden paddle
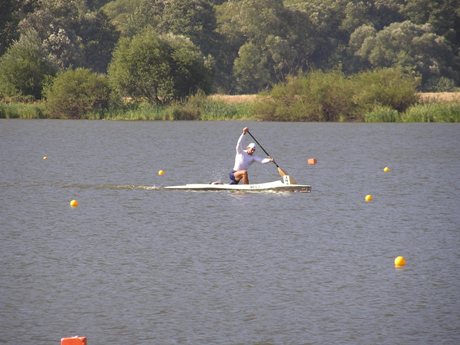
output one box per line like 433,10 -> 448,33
247,130 -> 297,184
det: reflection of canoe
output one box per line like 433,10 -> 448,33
164,176 -> 311,193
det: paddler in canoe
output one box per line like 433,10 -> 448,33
229,127 -> 273,184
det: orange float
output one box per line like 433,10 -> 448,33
61,336 -> 87,345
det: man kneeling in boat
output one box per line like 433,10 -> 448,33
229,127 -> 273,184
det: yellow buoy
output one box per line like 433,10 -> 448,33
365,194 -> 373,202
43,156 -> 48,160
384,166 -> 391,173
158,170 -> 165,176
394,256 -> 406,268
70,199 -> 79,208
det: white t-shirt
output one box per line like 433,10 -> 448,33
233,133 -> 271,171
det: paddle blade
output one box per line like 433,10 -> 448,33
289,176 -> 298,184
276,167 -> 296,184
277,166 -> 288,177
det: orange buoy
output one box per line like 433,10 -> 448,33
307,158 -> 317,165
365,194 -> 373,202
70,200 -> 79,208
61,336 -> 87,345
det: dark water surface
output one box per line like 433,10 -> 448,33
1,120 -> 459,345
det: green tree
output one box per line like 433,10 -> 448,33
167,34 -> 213,99
44,68 -> 110,118
214,1 -> 247,91
102,0 -> 145,36
108,29 -> 211,104
19,0 -> 118,72
284,0 -> 348,70
0,0 -> 38,55
233,42 -> 271,93
104,0 -> 219,90
0,0 -> 19,54
401,0 -> 460,86
0,29 -> 57,99
157,0 -> 218,57
86,0 -> 112,10
401,0 -> 460,45
105,0 -> 218,55
216,0 -> 315,92
346,24 -> 376,72
340,0 -> 404,33
79,11 -> 120,72
350,21 -> 457,89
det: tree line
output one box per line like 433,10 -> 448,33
0,0 -> 459,110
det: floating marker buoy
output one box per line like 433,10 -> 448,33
384,166 -> 391,173
394,256 -> 406,268
365,194 -> 373,202
70,200 -> 79,208
61,336 -> 87,345
43,156 -> 48,160
158,170 -> 165,176
307,158 -> 317,165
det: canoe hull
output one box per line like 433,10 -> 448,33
164,179 -> 311,193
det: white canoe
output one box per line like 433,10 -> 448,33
164,176 -> 311,193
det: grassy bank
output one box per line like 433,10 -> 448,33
1,92 -> 460,122
0,98 -> 252,121
364,103 -> 460,122
364,93 -> 460,122
400,102 -> 460,122
0,102 -> 46,119
88,95 -> 254,121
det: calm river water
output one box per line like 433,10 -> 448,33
1,120 -> 459,345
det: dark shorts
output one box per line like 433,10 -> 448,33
229,170 -> 239,184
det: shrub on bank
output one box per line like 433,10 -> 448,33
352,68 -> 419,112
44,68 -> 111,119
253,71 -> 358,121
401,103 -> 460,122
252,68 -> 418,121
364,106 -> 401,122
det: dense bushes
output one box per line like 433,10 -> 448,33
254,71 -> 356,121
44,68 -> 111,119
352,68 -> 420,112
252,68 -> 419,121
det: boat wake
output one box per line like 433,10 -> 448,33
60,183 -> 160,191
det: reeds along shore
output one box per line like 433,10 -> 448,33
1,92 -> 460,122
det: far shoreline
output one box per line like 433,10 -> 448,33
1,92 -> 459,122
